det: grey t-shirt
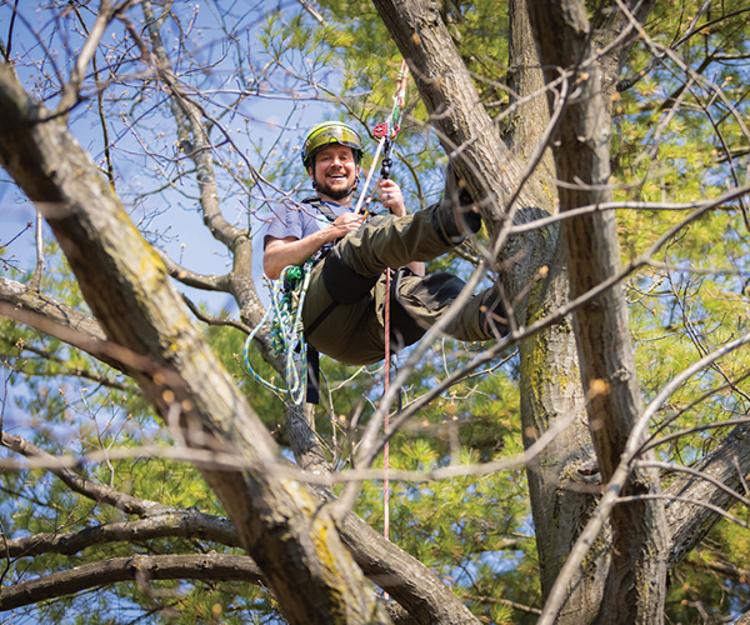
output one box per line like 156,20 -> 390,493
264,199 -> 348,247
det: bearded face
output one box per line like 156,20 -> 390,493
310,144 -> 360,201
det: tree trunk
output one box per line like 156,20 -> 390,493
374,1 -> 607,621
526,2 -> 669,623
507,1 -> 606,620
372,0 -> 543,221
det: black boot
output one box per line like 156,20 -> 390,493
431,163 -> 482,245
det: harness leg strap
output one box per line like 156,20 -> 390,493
306,347 -> 320,404
321,248 -> 380,304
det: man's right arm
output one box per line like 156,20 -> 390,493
263,212 -> 363,279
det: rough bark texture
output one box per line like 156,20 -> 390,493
665,423 -> 750,566
287,402 -> 483,625
507,0 -> 556,201
526,2 -> 669,624
506,3 -> 605,619
3,3 -> 747,623
0,62 -> 389,625
0,554 -> 262,611
0,277 -> 491,625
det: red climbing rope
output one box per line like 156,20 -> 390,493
351,60 -> 409,547
383,267 -> 392,543
380,60 -> 408,546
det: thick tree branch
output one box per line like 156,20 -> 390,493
0,511 -> 240,558
504,2 -> 601,618
141,0 -> 277,370
0,554 -> 262,611
527,1 -> 669,623
1,432 -> 170,517
371,0 -> 544,227
158,250 -> 231,292
0,277 -> 106,343
665,422 -> 750,568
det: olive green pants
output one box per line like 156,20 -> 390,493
302,209 -> 498,365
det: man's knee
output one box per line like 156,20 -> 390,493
398,271 -> 466,314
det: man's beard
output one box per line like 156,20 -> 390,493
314,176 -> 358,200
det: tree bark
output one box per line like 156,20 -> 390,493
0,62 -> 389,625
2,278 -> 480,625
372,2 -> 606,621
526,2 -> 669,623
507,1 -> 604,619
666,422 -> 750,566
372,0 -> 544,223
0,554 -> 263,611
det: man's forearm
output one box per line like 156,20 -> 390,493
264,230 -> 334,279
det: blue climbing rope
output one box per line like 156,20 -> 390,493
243,259 -> 314,406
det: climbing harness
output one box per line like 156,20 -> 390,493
244,198 -> 342,407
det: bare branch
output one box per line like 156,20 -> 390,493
2,0 -> 19,63
1,511 -> 239,559
57,1 -> 119,116
1,432 -> 170,517
537,331 -> 750,625
157,249 -> 231,292
0,554 -> 263,611
297,0 -> 325,24
0,510 -> 241,558
181,294 -> 252,335
508,184 -> 750,235
0,62 -> 389,625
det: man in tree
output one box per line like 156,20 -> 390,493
263,121 -> 507,365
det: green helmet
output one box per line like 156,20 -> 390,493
301,121 -> 363,169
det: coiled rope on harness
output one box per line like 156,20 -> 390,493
243,259 -> 314,407
245,61 -> 409,408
